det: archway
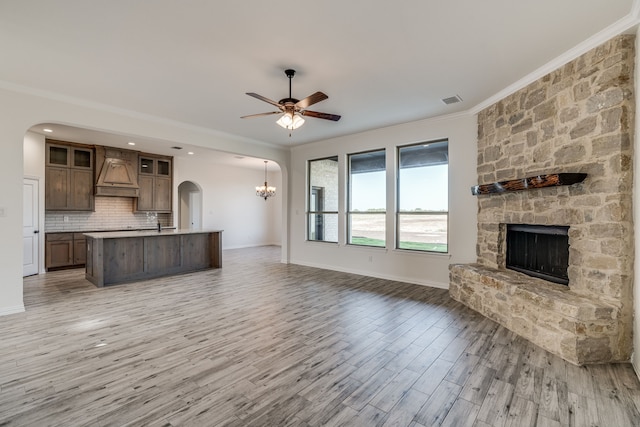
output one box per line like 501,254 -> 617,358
178,181 -> 203,229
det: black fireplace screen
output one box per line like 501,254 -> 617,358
506,224 -> 570,285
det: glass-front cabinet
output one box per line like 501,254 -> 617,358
135,154 -> 172,212
45,141 -> 94,211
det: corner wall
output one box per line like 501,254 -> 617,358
289,113 -> 477,288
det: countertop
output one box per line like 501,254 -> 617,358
83,229 -> 223,239
46,227 -> 177,235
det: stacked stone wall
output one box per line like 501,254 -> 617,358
451,34 -> 635,364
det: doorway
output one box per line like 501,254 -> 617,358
178,181 -> 203,229
23,177 -> 40,276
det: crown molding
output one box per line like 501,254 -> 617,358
0,79 -> 284,151
471,5 -> 640,114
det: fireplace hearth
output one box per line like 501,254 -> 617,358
506,224 -> 569,285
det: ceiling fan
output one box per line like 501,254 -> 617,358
241,69 -> 341,131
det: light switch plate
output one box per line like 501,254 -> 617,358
0,207 -> 5,217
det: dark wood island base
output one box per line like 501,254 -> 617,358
84,229 -> 222,287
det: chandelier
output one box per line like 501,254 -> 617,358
256,160 -> 276,200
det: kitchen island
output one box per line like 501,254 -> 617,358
84,229 -> 222,287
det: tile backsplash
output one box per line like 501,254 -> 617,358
45,197 -> 172,232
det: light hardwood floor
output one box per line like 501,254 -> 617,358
2,246 -> 640,426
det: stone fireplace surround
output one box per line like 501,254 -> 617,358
449,35 -> 635,365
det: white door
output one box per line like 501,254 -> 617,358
23,178 -> 40,276
189,191 -> 201,229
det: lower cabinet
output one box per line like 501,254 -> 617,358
46,233 -> 86,270
74,233 -> 87,265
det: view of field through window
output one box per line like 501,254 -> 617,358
397,141 -> 448,252
348,150 -> 386,246
308,141 -> 448,252
350,213 -> 448,251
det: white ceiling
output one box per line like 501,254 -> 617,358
31,123 -> 278,171
2,1 -> 637,162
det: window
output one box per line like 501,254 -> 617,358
397,140 -> 448,253
348,149 -> 386,247
308,157 -> 339,242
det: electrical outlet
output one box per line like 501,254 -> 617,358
368,255 -> 373,262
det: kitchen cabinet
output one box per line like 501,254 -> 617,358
135,154 -> 172,212
84,229 -> 222,287
46,232 -> 87,270
73,233 -> 87,265
45,141 -> 94,211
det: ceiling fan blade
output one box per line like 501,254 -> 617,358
295,91 -> 328,109
301,110 -> 341,121
246,92 -> 282,108
240,111 -> 281,119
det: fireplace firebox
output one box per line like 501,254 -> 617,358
506,224 -> 570,285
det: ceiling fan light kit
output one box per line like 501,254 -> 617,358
276,112 -> 305,130
242,69 -> 340,134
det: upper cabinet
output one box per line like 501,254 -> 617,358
45,141 -> 94,211
135,154 -> 172,212
44,141 -> 172,214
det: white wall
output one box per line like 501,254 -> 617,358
179,181 -> 200,229
267,170 -> 283,246
0,86 -> 288,316
174,156 -> 282,249
23,131 -> 45,177
23,131 -> 46,274
289,112 -> 478,288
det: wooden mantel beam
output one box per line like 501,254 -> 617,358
471,173 -> 587,196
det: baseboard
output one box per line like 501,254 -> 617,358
290,259 -> 449,290
223,243 -> 282,250
0,305 -> 25,317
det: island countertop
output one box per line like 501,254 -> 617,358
83,228 -> 224,239
84,229 -> 223,287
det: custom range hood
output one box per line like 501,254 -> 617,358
94,146 -> 139,197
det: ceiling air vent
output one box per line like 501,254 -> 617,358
171,146 -> 183,150
441,95 -> 463,105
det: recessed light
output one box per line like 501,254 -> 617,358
128,142 -> 136,146
187,152 -> 194,155
43,128 -> 53,133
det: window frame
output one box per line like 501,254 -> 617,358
396,140 -> 449,254
307,156 -> 339,243
347,148 -> 387,248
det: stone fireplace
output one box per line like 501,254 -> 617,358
449,35 -> 635,365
